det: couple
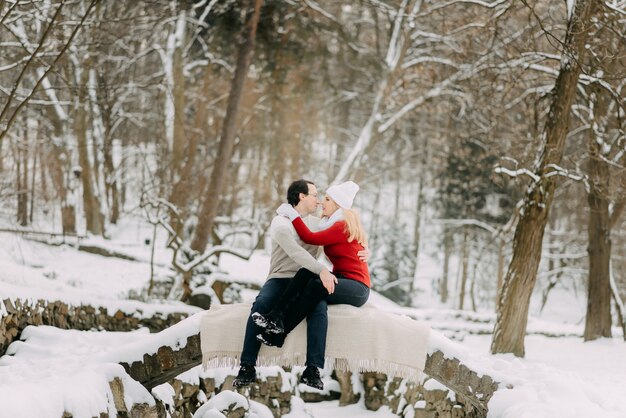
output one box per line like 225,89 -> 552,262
232,179 -> 371,390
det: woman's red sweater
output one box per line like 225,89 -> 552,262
292,217 -> 370,288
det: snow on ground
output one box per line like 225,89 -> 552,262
286,399 -> 399,418
1,217 -> 626,417
0,327 -> 156,418
3,322 -> 626,418
0,230 -> 200,317
452,334 -> 626,418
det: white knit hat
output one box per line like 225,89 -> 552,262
326,181 -> 360,209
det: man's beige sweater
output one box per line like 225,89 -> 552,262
267,215 -> 324,279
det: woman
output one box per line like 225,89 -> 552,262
252,180 -> 370,348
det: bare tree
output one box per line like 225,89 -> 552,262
581,15 -> 626,339
491,0 -> 598,356
0,0 -> 98,144
190,0 -> 263,255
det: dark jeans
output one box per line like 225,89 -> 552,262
281,268 -> 370,338
240,277 -> 327,368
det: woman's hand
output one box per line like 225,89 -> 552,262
276,203 -> 300,221
320,269 -> 338,294
357,244 -> 370,262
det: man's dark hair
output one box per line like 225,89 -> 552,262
287,179 -> 315,206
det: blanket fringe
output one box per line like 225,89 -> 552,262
202,351 -> 242,369
202,351 -> 422,382
333,357 -> 422,381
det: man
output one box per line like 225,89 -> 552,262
232,179 -> 368,389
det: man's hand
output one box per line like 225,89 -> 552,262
320,269 -> 338,294
357,244 -> 370,262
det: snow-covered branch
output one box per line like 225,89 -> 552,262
604,1 -> 626,15
504,85 -> 552,110
378,20 -> 542,133
302,0 -> 339,22
402,56 -> 459,70
385,0 -> 410,69
416,0 -> 509,17
432,218 -> 498,234
176,245 -> 253,273
0,0 -> 97,143
494,166 -> 540,183
410,30 -> 462,52
543,164 -> 584,182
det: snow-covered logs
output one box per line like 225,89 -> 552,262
0,298 -> 190,356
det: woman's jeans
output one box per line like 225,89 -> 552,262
327,273 -> 370,306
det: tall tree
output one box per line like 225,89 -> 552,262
75,58 -> 103,235
491,0 -> 598,356
190,0 -> 263,254
580,14 -> 626,339
584,96 -> 612,340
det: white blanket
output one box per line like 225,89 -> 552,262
201,303 -> 430,382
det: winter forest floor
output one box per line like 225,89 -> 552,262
0,215 -> 625,418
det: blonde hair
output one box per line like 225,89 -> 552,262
343,208 -> 368,246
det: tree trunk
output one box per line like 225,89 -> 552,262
495,238 -> 504,306
441,227 -> 451,304
585,176 -> 612,340
62,205 -> 76,235
43,111 -> 75,234
458,227 -> 469,310
410,172 -> 424,296
369,176 -> 384,249
20,132 -> 28,226
16,138 -> 27,226
268,39 -> 289,208
584,107 -> 612,340
17,115 -> 29,227
76,68 -> 103,236
103,135 -> 120,224
0,130 -> 3,172
190,0 -> 263,254
411,133 -> 428,295
394,146 -> 402,221
171,7 -> 187,179
168,67 -> 211,236
120,150 -> 126,213
491,0 -> 597,356
30,131 -> 38,224
332,96 -> 351,180
40,137 -> 48,203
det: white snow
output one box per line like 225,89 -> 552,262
192,391 -> 249,418
287,400 -> 398,418
0,231 -> 200,318
0,326 -> 155,418
566,0 -> 576,21
1,217 -> 625,417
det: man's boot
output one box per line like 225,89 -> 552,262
232,365 -> 256,388
300,365 -> 323,390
